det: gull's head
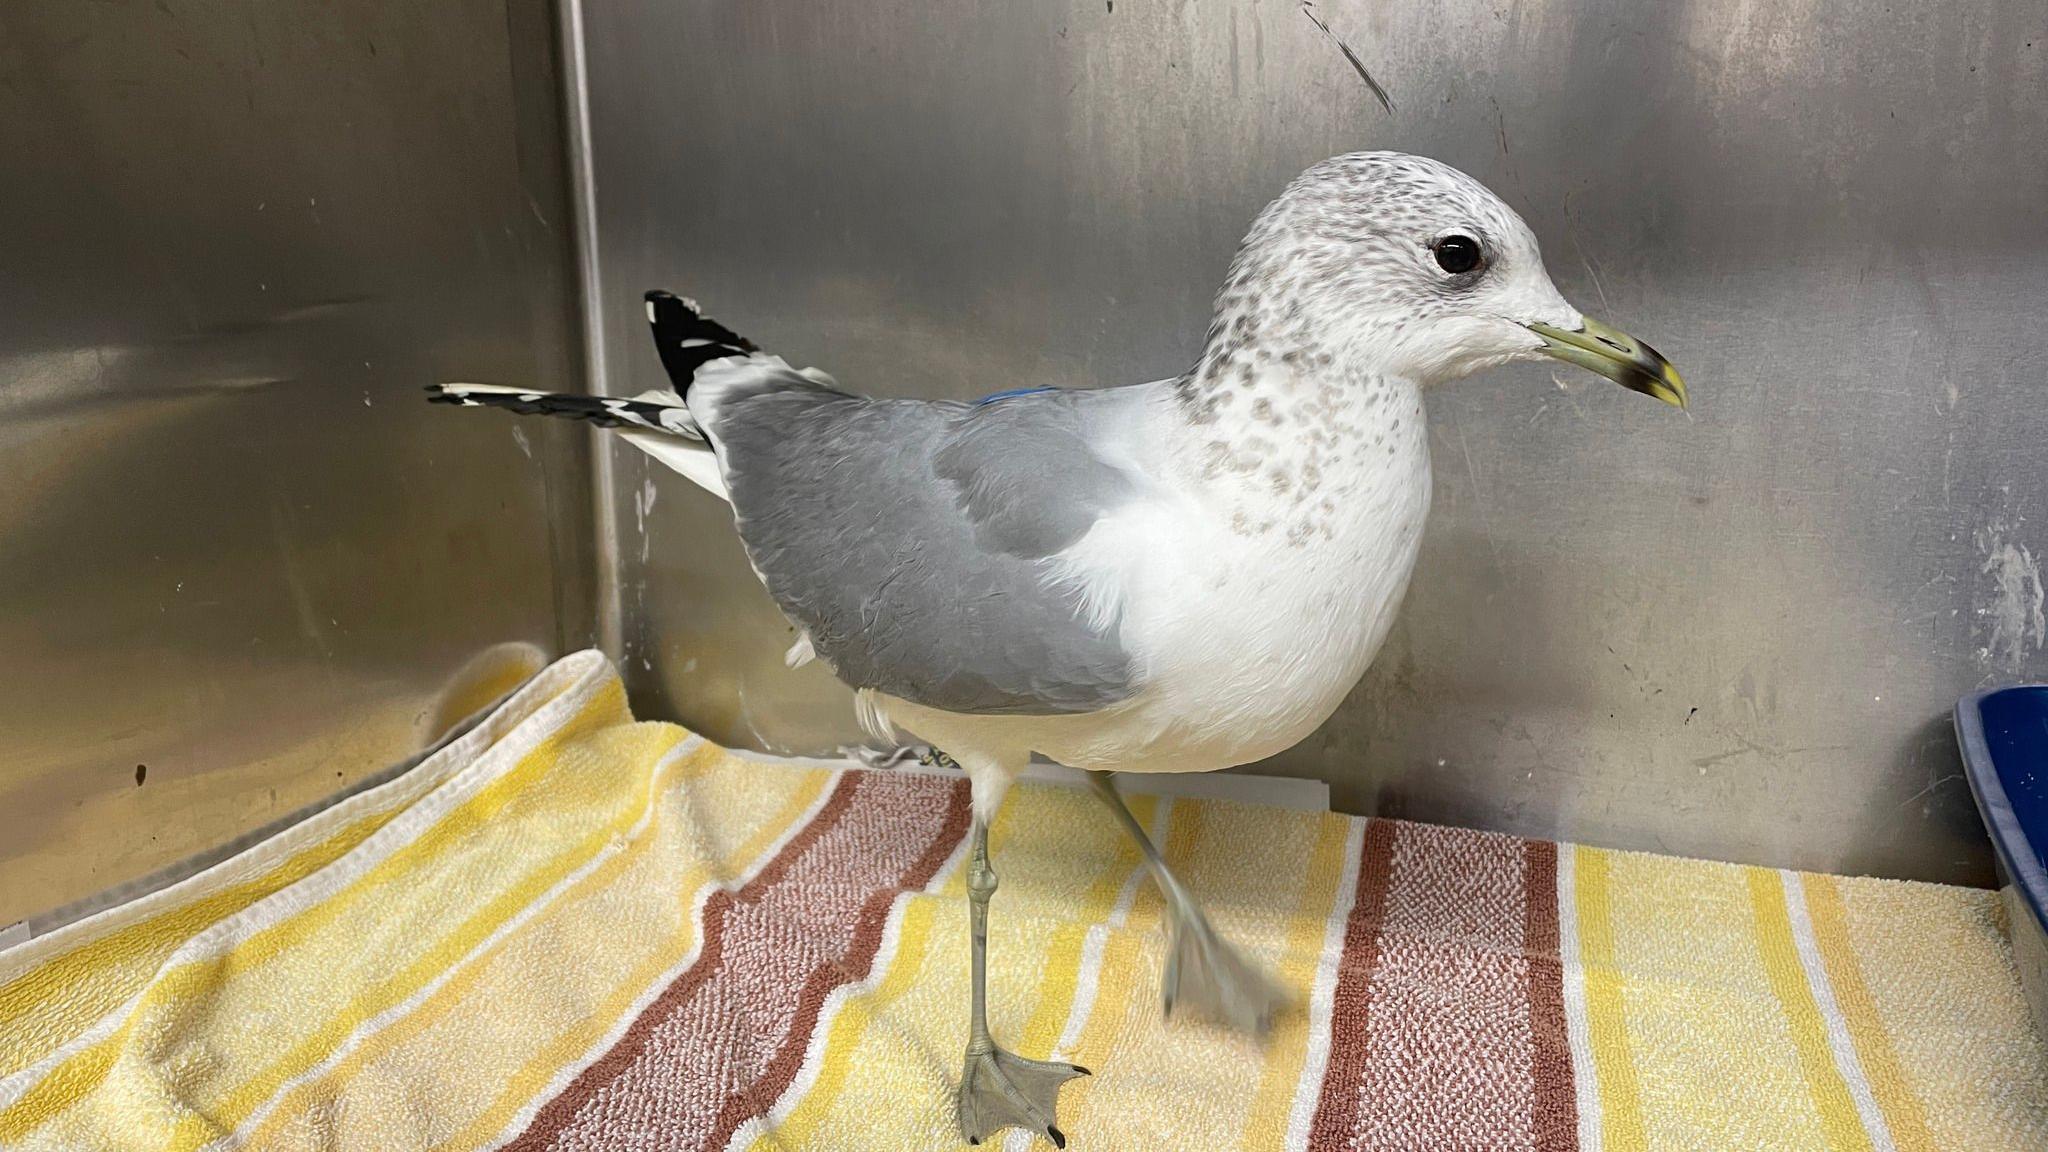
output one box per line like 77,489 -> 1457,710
1229,151 -> 1684,405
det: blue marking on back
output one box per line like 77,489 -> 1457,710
974,386 -> 1059,406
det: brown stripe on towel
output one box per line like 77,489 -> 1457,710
1357,822 -> 1537,1148
507,769 -> 971,1151
1525,839 -> 1580,1152
1313,822 -> 1571,1151
1308,817 -> 1400,1147
705,777 -> 970,1149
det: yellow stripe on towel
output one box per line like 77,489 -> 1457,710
1827,873 -> 2047,1152
1242,811 -> 1356,1151
1598,850 -> 1827,1152
0,653 -> 615,1079
0,814 -> 395,1079
1570,845 -> 1649,1152
222,745 -> 833,1152
1801,873 -> 1936,1152
0,679 -> 662,1149
1024,794 -> 1160,1057
741,780 -> 1136,1151
1745,869 -> 1873,1152
1053,797 -> 1324,1149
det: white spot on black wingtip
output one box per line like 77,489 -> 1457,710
644,300 -> 657,323
678,338 -> 714,348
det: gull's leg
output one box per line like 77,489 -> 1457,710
956,814 -> 1088,1148
1085,772 -> 1290,1033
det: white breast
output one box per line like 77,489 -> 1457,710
1025,373 -> 1433,774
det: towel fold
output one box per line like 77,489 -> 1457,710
2,651 -> 2040,1151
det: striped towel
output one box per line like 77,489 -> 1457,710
1,651 -> 2041,1151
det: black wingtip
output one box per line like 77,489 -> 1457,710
1047,1125 -> 1067,1149
643,289 -> 693,321
642,287 -> 760,392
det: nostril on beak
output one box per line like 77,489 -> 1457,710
1595,335 -> 1628,353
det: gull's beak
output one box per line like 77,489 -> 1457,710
1526,316 -> 1688,408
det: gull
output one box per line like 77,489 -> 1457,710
430,151 -> 1685,1148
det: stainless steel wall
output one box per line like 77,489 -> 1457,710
577,0 -> 2048,885
0,2 -> 593,929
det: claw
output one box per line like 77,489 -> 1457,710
958,1046 -> 1088,1148
1161,903 -> 1292,1035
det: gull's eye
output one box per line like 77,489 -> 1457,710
1431,234 -> 1484,275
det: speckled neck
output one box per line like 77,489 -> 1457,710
1174,218 -> 1338,420
1171,345 -> 1425,552
1165,185 -> 1431,551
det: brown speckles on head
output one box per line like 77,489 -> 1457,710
1168,153 -> 1514,541
1174,147 -> 1569,426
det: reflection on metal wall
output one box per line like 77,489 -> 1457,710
578,0 -> 2048,884
0,2 -> 593,928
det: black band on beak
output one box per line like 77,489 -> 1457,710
1527,317 -> 1687,408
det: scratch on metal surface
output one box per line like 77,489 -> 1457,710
1300,2 -> 1393,114
1691,741 -> 1850,769
1561,193 -> 1613,316
1446,413 -> 1503,571
1975,515 -> 2046,674
1899,772 -> 1963,809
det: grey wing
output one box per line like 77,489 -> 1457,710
700,383 -> 1143,715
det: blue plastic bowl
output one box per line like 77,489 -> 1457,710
1955,685 -> 2048,1036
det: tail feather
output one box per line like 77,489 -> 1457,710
428,293 -> 765,434
425,382 -> 700,437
